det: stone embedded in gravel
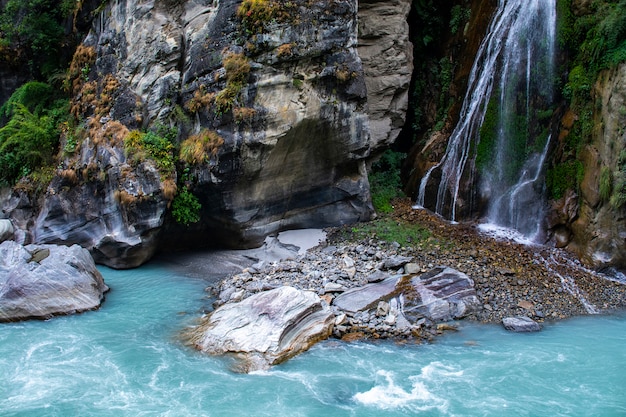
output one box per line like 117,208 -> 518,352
366,270 -> 388,283
404,263 -> 420,274
381,255 -> 413,270
186,286 -> 335,373
333,275 -> 400,314
502,316 -> 541,332
324,282 -> 346,293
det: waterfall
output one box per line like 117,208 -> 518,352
416,0 -> 557,241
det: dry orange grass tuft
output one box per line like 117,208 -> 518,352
179,130 -> 224,165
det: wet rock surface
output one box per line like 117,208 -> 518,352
0,241 -> 108,322
209,199 -> 626,343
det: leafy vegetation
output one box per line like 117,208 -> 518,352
450,5 -> 471,35
552,0 -> 626,202
0,82 -> 69,186
171,187 -> 201,226
369,150 -> 406,213
123,129 -> 175,178
0,0 -> 77,78
546,160 -> 584,200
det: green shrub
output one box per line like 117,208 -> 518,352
123,129 -> 175,178
171,187 -> 201,225
0,81 -> 54,118
369,150 -> 406,213
0,0 -> 77,77
450,5 -> 470,34
0,82 -> 69,185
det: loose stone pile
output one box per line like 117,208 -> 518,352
210,200 -> 626,343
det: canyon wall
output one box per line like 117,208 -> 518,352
3,0 -> 413,268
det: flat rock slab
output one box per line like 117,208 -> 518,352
186,286 -> 334,373
502,316 -> 541,332
0,241 -> 108,322
333,275 -> 401,314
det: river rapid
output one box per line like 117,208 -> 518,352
1,260 -> 625,417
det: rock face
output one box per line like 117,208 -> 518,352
0,241 -> 108,322
358,0 -> 413,148
502,316 -> 541,332
565,63 -> 626,269
4,0 -> 417,266
186,286 -> 334,372
333,266 -> 480,323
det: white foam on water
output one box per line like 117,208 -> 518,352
478,223 -> 539,246
353,368 -> 450,412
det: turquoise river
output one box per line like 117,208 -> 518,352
1,260 -> 625,416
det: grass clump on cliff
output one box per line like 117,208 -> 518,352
124,129 -> 175,177
236,0 -> 293,34
179,130 -> 224,165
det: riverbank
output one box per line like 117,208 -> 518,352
209,198 -> 626,341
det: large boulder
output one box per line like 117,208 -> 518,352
0,219 -> 13,243
186,286 -> 335,372
333,267 -> 479,323
0,241 -> 108,322
400,266 -> 480,322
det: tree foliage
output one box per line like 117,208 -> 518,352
0,81 -> 69,186
0,0 -> 76,78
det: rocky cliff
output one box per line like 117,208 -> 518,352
3,0 -> 412,268
552,63 -> 626,268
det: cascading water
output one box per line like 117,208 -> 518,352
416,0 -> 557,241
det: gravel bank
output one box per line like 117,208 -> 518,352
210,198 -> 626,341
